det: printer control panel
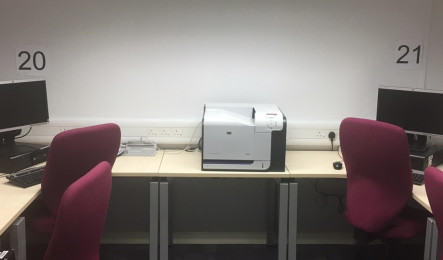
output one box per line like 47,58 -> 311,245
266,113 -> 280,130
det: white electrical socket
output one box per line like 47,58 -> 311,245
147,127 -> 184,137
315,130 -> 328,138
172,128 -> 183,136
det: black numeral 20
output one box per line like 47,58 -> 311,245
396,45 -> 421,64
18,51 -> 46,71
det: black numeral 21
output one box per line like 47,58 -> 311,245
18,51 -> 46,71
396,45 -> 421,64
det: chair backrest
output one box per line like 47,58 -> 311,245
43,161 -> 112,260
41,123 -> 120,217
425,166 -> 443,260
340,117 -> 413,233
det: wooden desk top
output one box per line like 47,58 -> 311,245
285,151 -> 346,178
412,185 -> 430,213
158,150 -> 290,178
0,149 -> 432,237
112,150 -> 164,177
286,151 -> 431,213
0,178 -> 41,235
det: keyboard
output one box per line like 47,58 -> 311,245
6,166 -> 45,188
412,169 -> 424,186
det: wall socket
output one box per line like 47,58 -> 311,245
315,130 -> 329,138
147,128 -> 183,137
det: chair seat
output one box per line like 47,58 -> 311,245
378,206 -> 427,239
25,198 -> 55,236
28,207 -> 56,236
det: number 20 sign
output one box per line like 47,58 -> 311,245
16,45 -> 48,76
395,40 -> 423,69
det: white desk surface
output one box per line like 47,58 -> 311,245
409,164 -> 443,213
112,150 -> 164,177
412,185 -> 430,213
0,149 -> 433,238
0,178 -> 41,235
285,151 -> 346,178
159,150 -> 290,178
286,151 -> 430,213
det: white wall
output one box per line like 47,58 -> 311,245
425,0 -> 443,90
0,0 -> 436,147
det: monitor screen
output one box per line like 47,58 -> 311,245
0,80 -> 49,130
376,88 -> 443,136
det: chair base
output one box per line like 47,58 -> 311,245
352,228 -> 400,260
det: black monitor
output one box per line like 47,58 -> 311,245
376,87 -> 443,152
0,80 -> 49,147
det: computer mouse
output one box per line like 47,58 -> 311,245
333,161 -> 343,170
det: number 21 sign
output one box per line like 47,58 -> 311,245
16,45 -> 48,76
395,40 -> 423,69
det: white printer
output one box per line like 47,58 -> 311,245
202,103 -> 286,171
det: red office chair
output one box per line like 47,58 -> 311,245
340,117 -> 426,256
43,161 -> 112,260
425,166 -> 443,260
28,123 -> 120,236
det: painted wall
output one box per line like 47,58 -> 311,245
0,0 -> 433,126
425,0 -> 443,90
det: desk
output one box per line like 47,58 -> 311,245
0,178 -> 41,260
0,152 -> 163,260
158,150 -> 292,260
413,185 -> 431,213
412,181 -> 441,260
286,151 -> 439,260
0,150 -> 437,260
284,151 -> 346,260
111,151 -> 163,260
285,151 -> 346,178
112,151 -> 163,177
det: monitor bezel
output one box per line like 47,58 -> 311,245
0,79 -> 49,131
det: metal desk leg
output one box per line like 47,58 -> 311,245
150,181 -> 159,260
287,182 -> 298,260
266,179 -> 279,245
278,183 -> 289,260
424,217 -> 441,260
10,217 -> 26,260
159,181 -> 169,260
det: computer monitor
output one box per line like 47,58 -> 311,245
0,80 -> 49,147
376,87 -> 443,152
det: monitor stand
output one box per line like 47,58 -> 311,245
0,129 -> 39,156
0,129 -> 22,145
407,133 -> 428,153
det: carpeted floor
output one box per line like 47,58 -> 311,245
96,243 -> 425,260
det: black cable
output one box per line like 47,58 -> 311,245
198,137 -> 203,150
337,145 -> 343,160
328,131 -> 336,151
314,180 -> 346,214
14,126 -> 32,139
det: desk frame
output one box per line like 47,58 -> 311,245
3,150 -> 436,260
424,217 -> 442,260
157,178 -> 295,260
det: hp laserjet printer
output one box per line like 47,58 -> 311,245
202,103 -> 286,171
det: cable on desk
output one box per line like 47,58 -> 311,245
314,179 -> 346,214
14,126 -> 32,139
184,122 -> 202,152
337,145 -> 343,160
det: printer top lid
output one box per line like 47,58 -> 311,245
203,103 -> 285,132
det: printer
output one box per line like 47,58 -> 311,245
202,103 -> 286,171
